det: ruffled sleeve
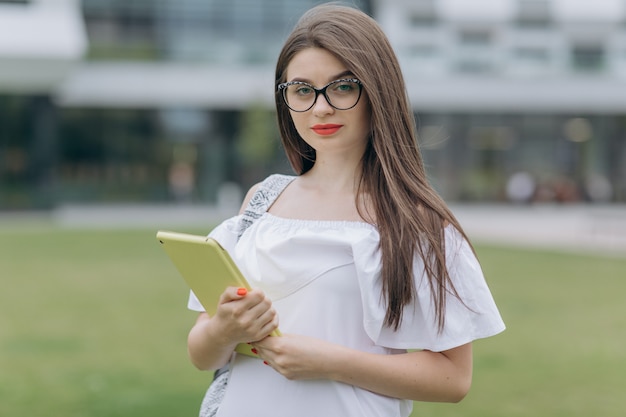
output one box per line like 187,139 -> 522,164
187,215 -> 242,312
354,226 -> 505,352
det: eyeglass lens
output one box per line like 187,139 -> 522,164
282,79 -> 361,112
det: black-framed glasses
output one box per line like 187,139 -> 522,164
277,78 -> 363,112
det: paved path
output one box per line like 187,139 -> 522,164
3,203 -> 625,258
450,204 -> 626,258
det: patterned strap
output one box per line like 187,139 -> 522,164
236,174 -> 296,239
205,175 -> 295,405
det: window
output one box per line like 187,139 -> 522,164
409,13 -> 437,27
514,46 -> 550,66
408,44 -> 437,59
571,45 -> 606,72
455,28 -> 494,74
459,29 -> 492,47
509,46 -> 552,75
515,47 -> 548,61
516,0 -> 551,28
408,0 -> 437,27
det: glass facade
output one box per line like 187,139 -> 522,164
82,0 -> 371,63
0,98 -> 293,209
3,102 -> 625,210
1,0 -> 625,210
419,113 -> 626,203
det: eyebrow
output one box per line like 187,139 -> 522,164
289,70 -> 355,85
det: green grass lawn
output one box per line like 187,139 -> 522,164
1,222 -> 624,417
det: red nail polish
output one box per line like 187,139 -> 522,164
263,361 -> 269,365
251,348 -> 258,354
237,287 -> 247,296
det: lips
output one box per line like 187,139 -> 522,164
311,124 -> 343,136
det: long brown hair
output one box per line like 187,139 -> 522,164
275,4 -> 471,332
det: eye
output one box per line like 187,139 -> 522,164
337,84 -> 353,92
293,84 -> 314,96
331,80 -> 357,94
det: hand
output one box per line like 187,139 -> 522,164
212,287 -> 279,345
252,334 -> 335,380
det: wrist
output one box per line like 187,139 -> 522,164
319,343 -> 353,381
203,315 -> 239,351
188,315 -> 238,371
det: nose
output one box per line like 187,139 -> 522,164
311,92 -> 334,116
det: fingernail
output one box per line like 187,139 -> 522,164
263,361 -> 269,365
251,348 -> 258,354
237,287 -> 247,296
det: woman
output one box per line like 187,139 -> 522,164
187,4 -> 505,417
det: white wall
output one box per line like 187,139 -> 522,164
0,0 -> 87,93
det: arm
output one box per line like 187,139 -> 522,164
187,287 -> 279,371
187,182 -> 279,371
253,335 -> 472,403
328,343 -> 472,403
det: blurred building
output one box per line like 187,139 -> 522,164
0,0 -> 625,209
379,0 -> 626,203
0,0 -> 87,208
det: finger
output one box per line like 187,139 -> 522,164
237,310 -> 276,341
245,295 -> 273,318
258,309 -> 279,336
219,286 -> 249,304
254,329 -> 281,351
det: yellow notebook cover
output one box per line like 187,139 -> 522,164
156,230 -> 280,357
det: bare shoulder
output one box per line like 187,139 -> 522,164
238,182 -> 262,215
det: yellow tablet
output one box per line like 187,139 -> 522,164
156,230 -> 280,357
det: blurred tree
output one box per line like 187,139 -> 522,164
235,102 -> 280,187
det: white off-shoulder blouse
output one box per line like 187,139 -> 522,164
188,207 -> 505,417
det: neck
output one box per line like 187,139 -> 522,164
303,153 -> 362,194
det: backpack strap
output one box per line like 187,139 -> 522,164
236,174 -> 296,239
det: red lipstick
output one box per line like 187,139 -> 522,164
311,124 -> 342,136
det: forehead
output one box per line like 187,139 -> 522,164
285,47 -> 350,83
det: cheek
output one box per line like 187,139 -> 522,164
289,113 -> 308,136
